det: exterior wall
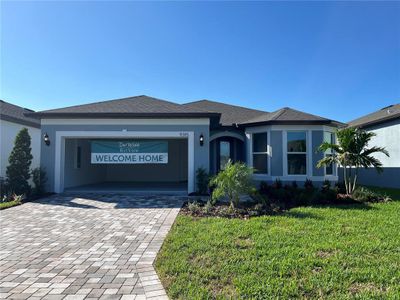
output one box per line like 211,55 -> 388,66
40,120 -> 209,193
245,125 -> 338,185
0,119 -> 41,181
340,118 -> 400,188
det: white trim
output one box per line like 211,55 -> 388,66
245,131 -> 271,176
210,131 -> 245,142
54,131 -> 195,193
283,130 -> 309,177
42,118 -> 210,126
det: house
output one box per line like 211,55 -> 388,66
348,104 -> 400,188
28,95 -> 342,194
0,100 -> 41,180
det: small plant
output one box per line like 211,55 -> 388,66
196,167 -> 209,195
188,201 -> 202,214
322,180 -> 331,191
291,181 -> 298,189
32,167 -> 47,196
352,187 -> 391,203
203,200 -> 213,214
210,160 -> 254,208
259,181 -> 269,194
6,128 -> 33,196
273,178 -> 282,189
334,181 -> 346,194
12,194 -> 24,204
304,178 -> 314,190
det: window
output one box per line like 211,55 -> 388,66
287,131 -> 307,175
220,141 -> 230,170
75,146 -> 82,169
324,132 -> 335,175
252,133 -> 268,174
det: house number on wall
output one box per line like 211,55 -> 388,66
180,132 -> 189,137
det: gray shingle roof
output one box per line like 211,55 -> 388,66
241,107 -> 335,125
183,100 -> 267,126
0,100 -> 40,128
348,103 -> 400,128
30,95 -> 220,118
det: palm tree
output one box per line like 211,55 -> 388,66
317,127 -> 389,194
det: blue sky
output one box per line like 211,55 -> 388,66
1,1 -> 399,122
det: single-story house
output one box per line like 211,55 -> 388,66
28,95 -> 342,194
347,103 -> 400,188
0,100 -> 41,181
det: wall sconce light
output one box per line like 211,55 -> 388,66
199,134 -> 204,146
43,133 -> 50,146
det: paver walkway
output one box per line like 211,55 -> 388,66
0,193 -> 184,299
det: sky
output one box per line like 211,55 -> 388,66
1,1 -> 399,122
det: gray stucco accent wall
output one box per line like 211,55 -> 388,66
270,130 -> 283,176
40,123 -> 209,193
312,130 -> 324,176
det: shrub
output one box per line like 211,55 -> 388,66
210,160 -> 254,208
196,167 -> 209,195
304,178 -> 314,190
203,200 -> 213,214
259,181 -> 269,194
291,181 -> 298,189
322,180 -> 331,191
0,177 -> 8,199
188,201 -> 202,214
352,187 -> 391,203
32,167 -> 47,196
6,128 -> 33,195
273,178 -> 282,189
335,181 -> 346,194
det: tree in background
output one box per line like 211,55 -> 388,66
317,127 -> 389,195
6,128 -> 33,195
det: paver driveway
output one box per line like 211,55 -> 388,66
0,193 -> 184,300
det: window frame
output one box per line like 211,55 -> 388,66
285,131 -> 308,176
323,131 -> 336,176
251,131 -> 270,176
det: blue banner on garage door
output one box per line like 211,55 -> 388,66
91,140 -> 168,164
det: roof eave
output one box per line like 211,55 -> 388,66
0,114 -> 41,128
348,113 -> 400,129
239,120 -> 341,128
26,112 -> 221,119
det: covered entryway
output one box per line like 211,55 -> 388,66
55,131 -> 195,194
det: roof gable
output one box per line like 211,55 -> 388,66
183,99 -> 267,126
241,107 -> 338,126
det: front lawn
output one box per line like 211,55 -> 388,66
155,188 -> 400,299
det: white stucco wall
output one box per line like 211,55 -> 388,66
367,119 -> 400,167
0,119 -> 41,180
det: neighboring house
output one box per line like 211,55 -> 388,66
348,104 -> 400,188
0,100 -> 41,180
27,95 -> 342,194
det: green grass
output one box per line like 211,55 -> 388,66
0,200 -> 21,210
155,188 -> 400,299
